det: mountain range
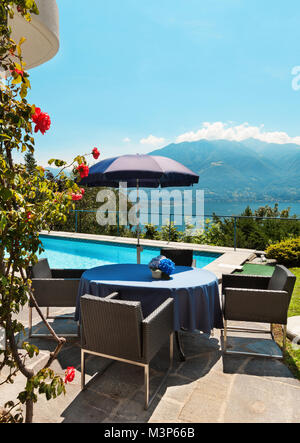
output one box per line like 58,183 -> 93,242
150,138 -> 300,201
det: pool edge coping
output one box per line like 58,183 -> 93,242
39,230 -> 257,281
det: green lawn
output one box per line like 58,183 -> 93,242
289,268 -> 300,318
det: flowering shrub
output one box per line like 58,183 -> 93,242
0,1 -> 100,423
92,147 -> 100,160
32,107 -> 51,134
64,367 -> 75,384
77,163 -> 90,179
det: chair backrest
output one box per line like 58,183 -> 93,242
80,295 -> 144,361
160,248 -> 193,267
32,258 -> 52,279
268,265 -> 296,302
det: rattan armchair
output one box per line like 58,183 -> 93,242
80,292 -> 174,410
222,265 -> 296,359
160,248 -> 194,267
29,258 -> 86,338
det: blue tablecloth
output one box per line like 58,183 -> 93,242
75,264 -> 223,334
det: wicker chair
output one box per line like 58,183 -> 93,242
80,293 -> 174,410
160,248 -> 194,267
29,258 -> 86,338
222,265 -> 296,359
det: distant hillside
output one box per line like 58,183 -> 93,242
45,167 -> 72,178
150,139 -> 300,201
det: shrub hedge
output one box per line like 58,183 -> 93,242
266,237 -> 300,266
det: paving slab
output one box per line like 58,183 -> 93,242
1,308 -> 299,423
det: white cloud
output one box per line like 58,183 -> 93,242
140,135 -> 166,147
123,137 -> 131,143
176,122 -> 300,146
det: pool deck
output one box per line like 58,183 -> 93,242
1,309 -> 299,423
40,230 -> 257,281
1,232 -> 299,423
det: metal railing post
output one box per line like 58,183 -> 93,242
234,217 -> 237,251
75,210 -> 78,233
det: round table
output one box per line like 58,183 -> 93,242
75,264 -> 223,335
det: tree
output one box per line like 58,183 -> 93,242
24,151 -> 37,174
0,1 -> 93,423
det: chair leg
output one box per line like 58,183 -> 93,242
175,331 -> 186,362
170,332 -> 174,365
144,364 -> 150,410
223,320 -> 284,359
223,320 -> 228,353
143,332 -> 174,410
81,349 -> 86,390
28,306 -> 79,339
282,325 -> 287,354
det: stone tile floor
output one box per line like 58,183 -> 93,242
1,307 -> 300,423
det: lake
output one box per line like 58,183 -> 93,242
204,200 -> 300,217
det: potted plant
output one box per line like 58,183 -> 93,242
148,256 -> 176,279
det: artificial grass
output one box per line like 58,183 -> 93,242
235,263 -> 275,277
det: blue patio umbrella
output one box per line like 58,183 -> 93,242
80,154 -> 199,263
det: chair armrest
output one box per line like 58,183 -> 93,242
105,292 -> 120,300
222,273 -> 271,293
31,278 -> 80,308
224,287 -> 290,324
51,269 -> 87,279
142,298 -> 174,362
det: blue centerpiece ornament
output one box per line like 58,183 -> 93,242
148,255 -> 176,279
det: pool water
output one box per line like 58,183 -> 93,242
39,235 -> 221,269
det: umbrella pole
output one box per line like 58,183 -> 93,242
136,179 -> 142,264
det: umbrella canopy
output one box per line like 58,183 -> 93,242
80,154 -> 199,188
79,154 -> 199,264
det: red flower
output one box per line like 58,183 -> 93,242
80,188 -> 85,195
71,193 -> 83,201
26,212 -> 32,222
11,68 -> 24,76
32,107 -> 51,135
64,367 -> 75,384
77,163 -> 89,179
92,147 -> 100,160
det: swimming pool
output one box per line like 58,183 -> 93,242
39,235 -> 221,269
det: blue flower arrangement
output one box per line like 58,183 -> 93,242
148,255 -> 176,279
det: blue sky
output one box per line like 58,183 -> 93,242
25,0 -> 300,165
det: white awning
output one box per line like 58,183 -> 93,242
8,0 -> 59,70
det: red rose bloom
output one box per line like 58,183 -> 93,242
32,107 -> 51,135
92,147 -> 100,160
71,193 -> 83,201
77,163 -> 89,179
80,188 -> 85,195
13,68 -> 24,76
64,367 -> 75,384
